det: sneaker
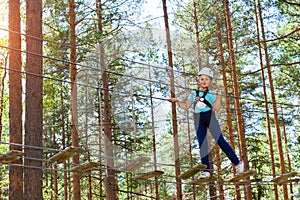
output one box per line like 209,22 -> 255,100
236,162 -> 244,174
200,171 -> 210,179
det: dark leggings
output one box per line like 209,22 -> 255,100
194,110 -> 240,172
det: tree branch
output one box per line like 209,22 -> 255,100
270,61 -> 300,67
281,0 -> 300,6
266,27 -> 300,43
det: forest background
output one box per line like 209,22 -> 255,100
0,0 -> 299,199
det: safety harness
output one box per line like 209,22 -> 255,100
195,89 -> 212,109
194,88 -> 213,127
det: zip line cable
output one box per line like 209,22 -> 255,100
1,66 -> 299,123
0,54 -> 298,110
0,26 -> 298,94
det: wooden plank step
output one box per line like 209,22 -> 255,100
135,170 -> 164,180
0,150 -> 24,164
49,146 -> 82,163
272,172 -> 298,182
233,180 -> 252,185
190,176 -> 217,185
71,162 -> 100,173
119,156 -> 150,172
225,170 -> 255,182
178,164 -> 207,180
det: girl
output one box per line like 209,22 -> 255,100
169,67 -> 244,178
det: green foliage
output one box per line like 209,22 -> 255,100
0,0 -> 299,199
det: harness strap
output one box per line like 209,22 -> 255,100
195,89 -> 212,109
194,89 -> 213,127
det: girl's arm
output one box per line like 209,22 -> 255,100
168,98 -> 193,110
213,92 -> 221,112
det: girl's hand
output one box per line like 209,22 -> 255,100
213,92 -> 222,112
168,98 -> 178,103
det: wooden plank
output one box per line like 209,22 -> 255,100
49,146 -> 82,163
119,156 -> 150,172
190,177 -> 217,185
272,172 -> 298,183
135,170 -> 164,180
0,150 -> 24,164
178,164 -> 207,180
71,162 -> 99,173
234,180 -> 252,185
225,170 -> 255,182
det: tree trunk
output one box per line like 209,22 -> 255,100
214,1 -> 242,198
52,121 -> 58,200
254,1 -> 279,199
96,0 -> 117,199
162,0 -> 182,199
214,143 -> 224,200
149,81 -> 160,199
182,64 -> 196,200
97,87 -> 104,198
193,0 -> 201,70
8,0 -> 23,199
223,0 -> 251,199
256,0 -> 288,199
60,82 -> 68,200
280,106 -> 293,199
0,52 -> 8,142
68,0 -> 81,199
102,53 -> 117,200
84,84 -> 92,200
208,147 -> 216,199
96,2 -> 104,198
24,0 -> 43,199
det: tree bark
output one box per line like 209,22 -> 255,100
257,0 -> 288,198
8,0 -> 23,199
280,106 -> 294,199
96,0 -> 117,199
60,82 -> 68,200
193,0 -> 202,70
68,0 -> 81,199
223,0 -> 251,199
24,0 -> 43,199
254,1 -> 279,199
162,0 -> 182,199
149,80 -> 160,199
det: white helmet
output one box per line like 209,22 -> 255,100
198,67 -> 213,78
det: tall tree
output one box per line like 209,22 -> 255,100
24,0 -> 43,198
193,0 -> 202,70
68,0 -> 81,199
256,0 -> 288,199
213,2 -> 229,199
96,0 -> 117,199
254,0 -> 279,199
223,0 -> 251,199
162,0 -> 182,199
8,0 -> 23,199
